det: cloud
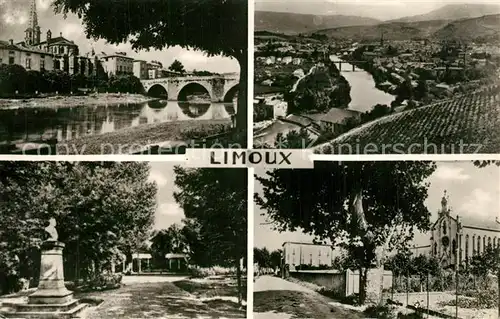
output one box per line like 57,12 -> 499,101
148,170 -> 168,187
158,203 -> 184,217
434,166 -> 471,181
460,188 -> 493,216
37,0 -> 52,11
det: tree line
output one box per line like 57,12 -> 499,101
0,63 -> 144,97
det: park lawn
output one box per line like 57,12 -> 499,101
78,281 -> 246,319
254,290 -> 364,319
55,118 -> 232,155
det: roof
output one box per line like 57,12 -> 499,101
0,40 -> 51,55
165,253 -> 188,259
283,241 -> 332,247
459,215 -> 500,232
314,86 -> 500,154
38,36 -> 77,46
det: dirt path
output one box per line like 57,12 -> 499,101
79,281 -> 245,319
253,276 -> 363,319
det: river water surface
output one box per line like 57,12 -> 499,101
0,100 -> 235,146
330,55 -> 394,113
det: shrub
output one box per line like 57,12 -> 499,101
188,266 -> 237,278
364,305 -> 397,319
439,289 -> 498,309
84,272 -> 122,291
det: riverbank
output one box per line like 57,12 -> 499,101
0,93 -> 158,110
55,118 -> 232,155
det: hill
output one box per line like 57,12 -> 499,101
255,11 -> 380,35
313,20 -> 450,41
390,3 -> 500,23
432,14 -> 500,42
313,87 -> 500,154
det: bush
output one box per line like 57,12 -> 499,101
364,305 -> 397,319
439,289 -> 498,309
84,272 -> 122,291
188,266 -> 237,278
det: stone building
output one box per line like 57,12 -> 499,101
0,39 -> 53,72
100,52 -> 134,76
429,191 -> 500,268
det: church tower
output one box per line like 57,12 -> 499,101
25,0 -> 41,46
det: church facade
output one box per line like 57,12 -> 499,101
428,191 -> 500,268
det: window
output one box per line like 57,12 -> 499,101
442,221 -> 447,235
9,57 -> 14,65
488,237 -> 491,248
477,236 -> 481,253
465,235 -> 469,261
433,243 -> 437,255
40,59 -> 45,70
25,58 -> 31,69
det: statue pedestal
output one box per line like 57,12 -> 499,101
0,241 -> 88,318
28,240 -> 73,305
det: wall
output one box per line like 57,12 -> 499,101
289,269 -> 394,298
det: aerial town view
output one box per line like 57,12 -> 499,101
253,0 -> 500,154
0,0 -> 247,155
254,161 -> 500,319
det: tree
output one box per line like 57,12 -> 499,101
254,247 -> 271,268
0,162 -> 157,287
53,0 -> 248,131
270,250 -> 282,269
168,60 -> 186,75
173,167 -> 247,305
150,224 -> 187,269
274,129 -> 313,149
255,161 -> 436,304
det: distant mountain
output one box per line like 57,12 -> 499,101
255,11 -> 380,35
389,3 -> 500,23
432,14 -> 500,41
313,20 -> 450,41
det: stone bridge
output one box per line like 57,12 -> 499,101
141,74 -> 240,102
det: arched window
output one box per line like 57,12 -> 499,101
494,237 -> 497,248
477,236 -> 481,254
443,221 -> 447,235
483,237 -> 486,252
488,237 -> 492,249
433,242 -> 437,255
452,239 -> 457,255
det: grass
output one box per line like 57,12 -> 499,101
55,118 -> 232,154
315,87 -> 500,154
78,280 -> 245,319
254,290 -> 364,319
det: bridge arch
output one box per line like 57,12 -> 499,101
177,82 -> 212,102
223,84 -> 239,103
147,84 -> 168,98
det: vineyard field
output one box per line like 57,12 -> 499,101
314,88 -> 500,154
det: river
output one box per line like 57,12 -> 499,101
0,100 -> 235,146
329,55 -> 394,113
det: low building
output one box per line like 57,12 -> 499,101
100,52 -> 134,76
305,108 -> 361,134
282,242 -> 334,268
0,39 -> 53,72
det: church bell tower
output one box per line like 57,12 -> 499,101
25,0 -> 41,46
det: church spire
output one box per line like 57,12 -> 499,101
25,0 -> 41,46
29,0 -> 39,30
440,190 -> 449,216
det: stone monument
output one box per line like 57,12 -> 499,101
0,218 -> 87,318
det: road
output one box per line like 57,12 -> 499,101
253,276 -> 363,319
254,275 -> 311,293
122,275 -> 188,285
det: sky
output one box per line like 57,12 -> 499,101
255,0 -> 500,20
254,162 -> 500,251
148,162 -> 185,231
0,0 -> 240,73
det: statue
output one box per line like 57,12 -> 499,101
44,218 -> 58,241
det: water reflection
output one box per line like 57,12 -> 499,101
0,100 -> 235,145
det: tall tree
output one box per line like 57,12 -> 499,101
255,161 -> 436,304
174,167 -> 247,305
53,0 -> 248,131
168,60 -> 186,75
150,224 -> 187,269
